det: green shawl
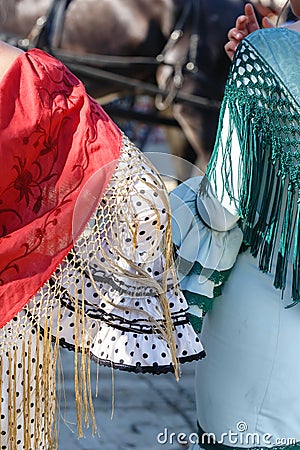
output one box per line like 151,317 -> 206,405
207,28 -> 299,306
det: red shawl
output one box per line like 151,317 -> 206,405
0,49 -> 121,328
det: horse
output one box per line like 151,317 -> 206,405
0,0 -> 293,175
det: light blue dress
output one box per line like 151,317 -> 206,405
171,28 -> 300,449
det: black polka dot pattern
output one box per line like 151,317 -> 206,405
35,136 -> 204,372
0,137 -> 205,447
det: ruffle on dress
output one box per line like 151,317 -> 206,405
35,261 -> 204,374
170,176 -> 243,332
29,138 -> 205,375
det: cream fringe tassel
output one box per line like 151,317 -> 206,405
0,137 -> 180,449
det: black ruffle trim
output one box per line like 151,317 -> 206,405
57,334 -> 206,374
89,350 -> 206,374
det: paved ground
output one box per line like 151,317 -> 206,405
57,348 -> 199,450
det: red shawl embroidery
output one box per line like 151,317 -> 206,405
0,49 -> 121,328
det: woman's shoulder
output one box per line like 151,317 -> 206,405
0,41 -> 24,82
239,27 -> 300,80
245,26 -> 300,49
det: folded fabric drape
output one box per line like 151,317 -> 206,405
0,49 -> 121,327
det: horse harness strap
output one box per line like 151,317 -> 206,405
155,0 -> 210,110
187,0 -> 209,73
157,0 -> 208,74
33,0 -> 72,49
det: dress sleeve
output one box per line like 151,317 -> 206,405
170,92 -> 247,333
170,150 -> 244,332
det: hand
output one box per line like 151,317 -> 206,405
224,3 -> 273,61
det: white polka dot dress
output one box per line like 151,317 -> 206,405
0,135 -> 204,449
37,135 -> 205,373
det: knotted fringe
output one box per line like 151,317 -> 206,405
0,298 -> 98,450
207,37 -> 300,304
73,286 -> 97,438
292,203 -> 300,303
0,322 -> 58,450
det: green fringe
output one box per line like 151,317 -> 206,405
274,188 -> 295,292
259,174 -> 282,273
293,203 -> 300,302
206,38 -> 300,304
288,202 -> 300,308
